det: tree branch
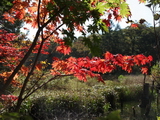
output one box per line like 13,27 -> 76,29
15,29 -> 46,111
44,23 -> 64,40
37,0 -> 41,28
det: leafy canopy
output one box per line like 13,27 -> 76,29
3,0 -> 131,46
1,0 -> 153,82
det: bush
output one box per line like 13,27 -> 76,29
114,85 -> 143,101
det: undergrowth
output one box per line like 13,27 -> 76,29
15,75 -> 152,119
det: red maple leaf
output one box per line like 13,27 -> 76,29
148,55 -> 153,62
56,45 -> 71,55
35,63 -> 42,71
131,24 -> 138,28
104,51 -> 113,60
141,66 -> 148,74
102,19 -> 111,27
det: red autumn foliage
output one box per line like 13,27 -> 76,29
102,19 -> 111,27
0,71 -> 21,87
56,45 -> 71,55
0,94 -> 18,101
0,30 -> 24,69
51,52 -> 153,83
131,23 -> 138,28
32,40 -> 50,54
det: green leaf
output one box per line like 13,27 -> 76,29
6,1 -> 12,6
120,2 -> 130,17
154,14 -> 160,20
83,37 -> 92,48
82,35 -> 102,56
108,0 -> 119,3
150,0 -> 160,4
64,37 -> 72,46
101,23 -> 109,32
97,2 -> 106,14
46,2 -> 54,11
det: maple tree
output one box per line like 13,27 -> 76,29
0,0 -> 153,112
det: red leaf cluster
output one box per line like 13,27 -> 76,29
32,40 -> 50,54
0,71 -> 21,87
0,30 -> 24,69
0,30 -> 16,44
51,52 -> 153,83
102,7 -> 123,27
54,38 -> 71,55
0,94 -> 18,101
102,19 -> 110,27
56,45 -> 71,55
131,23 -> 138,28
